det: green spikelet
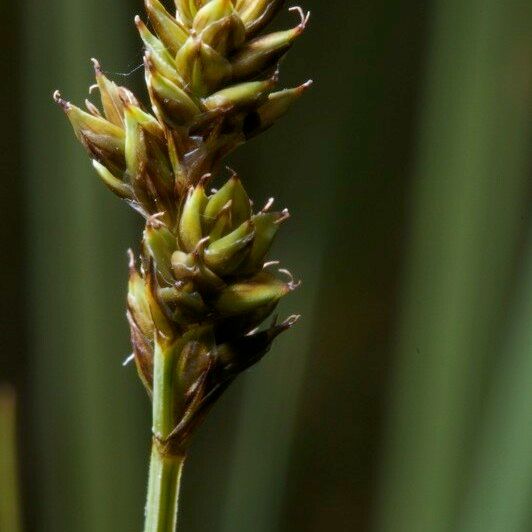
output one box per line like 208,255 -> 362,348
54,1 -> 311,529
54,1 -> 311,203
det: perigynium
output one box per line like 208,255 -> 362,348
54,1 -> 310,530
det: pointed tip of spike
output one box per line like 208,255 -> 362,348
225,166 -> 237,175
91,57 -> 102,74
193,236 -> 211,258
263,260 -> 280,269
127,248 -> 136,271
199,173 -> 212,188
245,326 -> 261,337
274,208 -> 291,224
122,353 -> 135,367
225,166 -> 240,182
292,80 -> 314,96
146,211 -> 166,229
262,197 -> 275,212
289,6 -> 311,29
283,314 -> 301,328
53,90 -> 71,111
85,98 -> 98,115
267,313 -> 301,339
278,268 -> 301,290
134,15 -> 149,35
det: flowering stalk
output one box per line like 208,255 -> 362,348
54,1 -> 310,530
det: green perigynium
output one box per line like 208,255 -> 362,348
54,1 -> 310,529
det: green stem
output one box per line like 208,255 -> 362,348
144,445 -> 185,532
144,337 -> 185,532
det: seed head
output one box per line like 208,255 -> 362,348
54,0 -> 310,449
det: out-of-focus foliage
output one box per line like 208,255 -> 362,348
1,0 -> 531,531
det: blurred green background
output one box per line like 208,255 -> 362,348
1,0 -> 532,530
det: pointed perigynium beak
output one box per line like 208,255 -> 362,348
54,0 -> 311,450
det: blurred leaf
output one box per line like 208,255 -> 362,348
0,387 -> 22,532
457,229 -> 532,532
376,1 -> 532,532
22,1 -> 147,530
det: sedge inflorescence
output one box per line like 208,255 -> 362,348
55,0 -> 310,451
